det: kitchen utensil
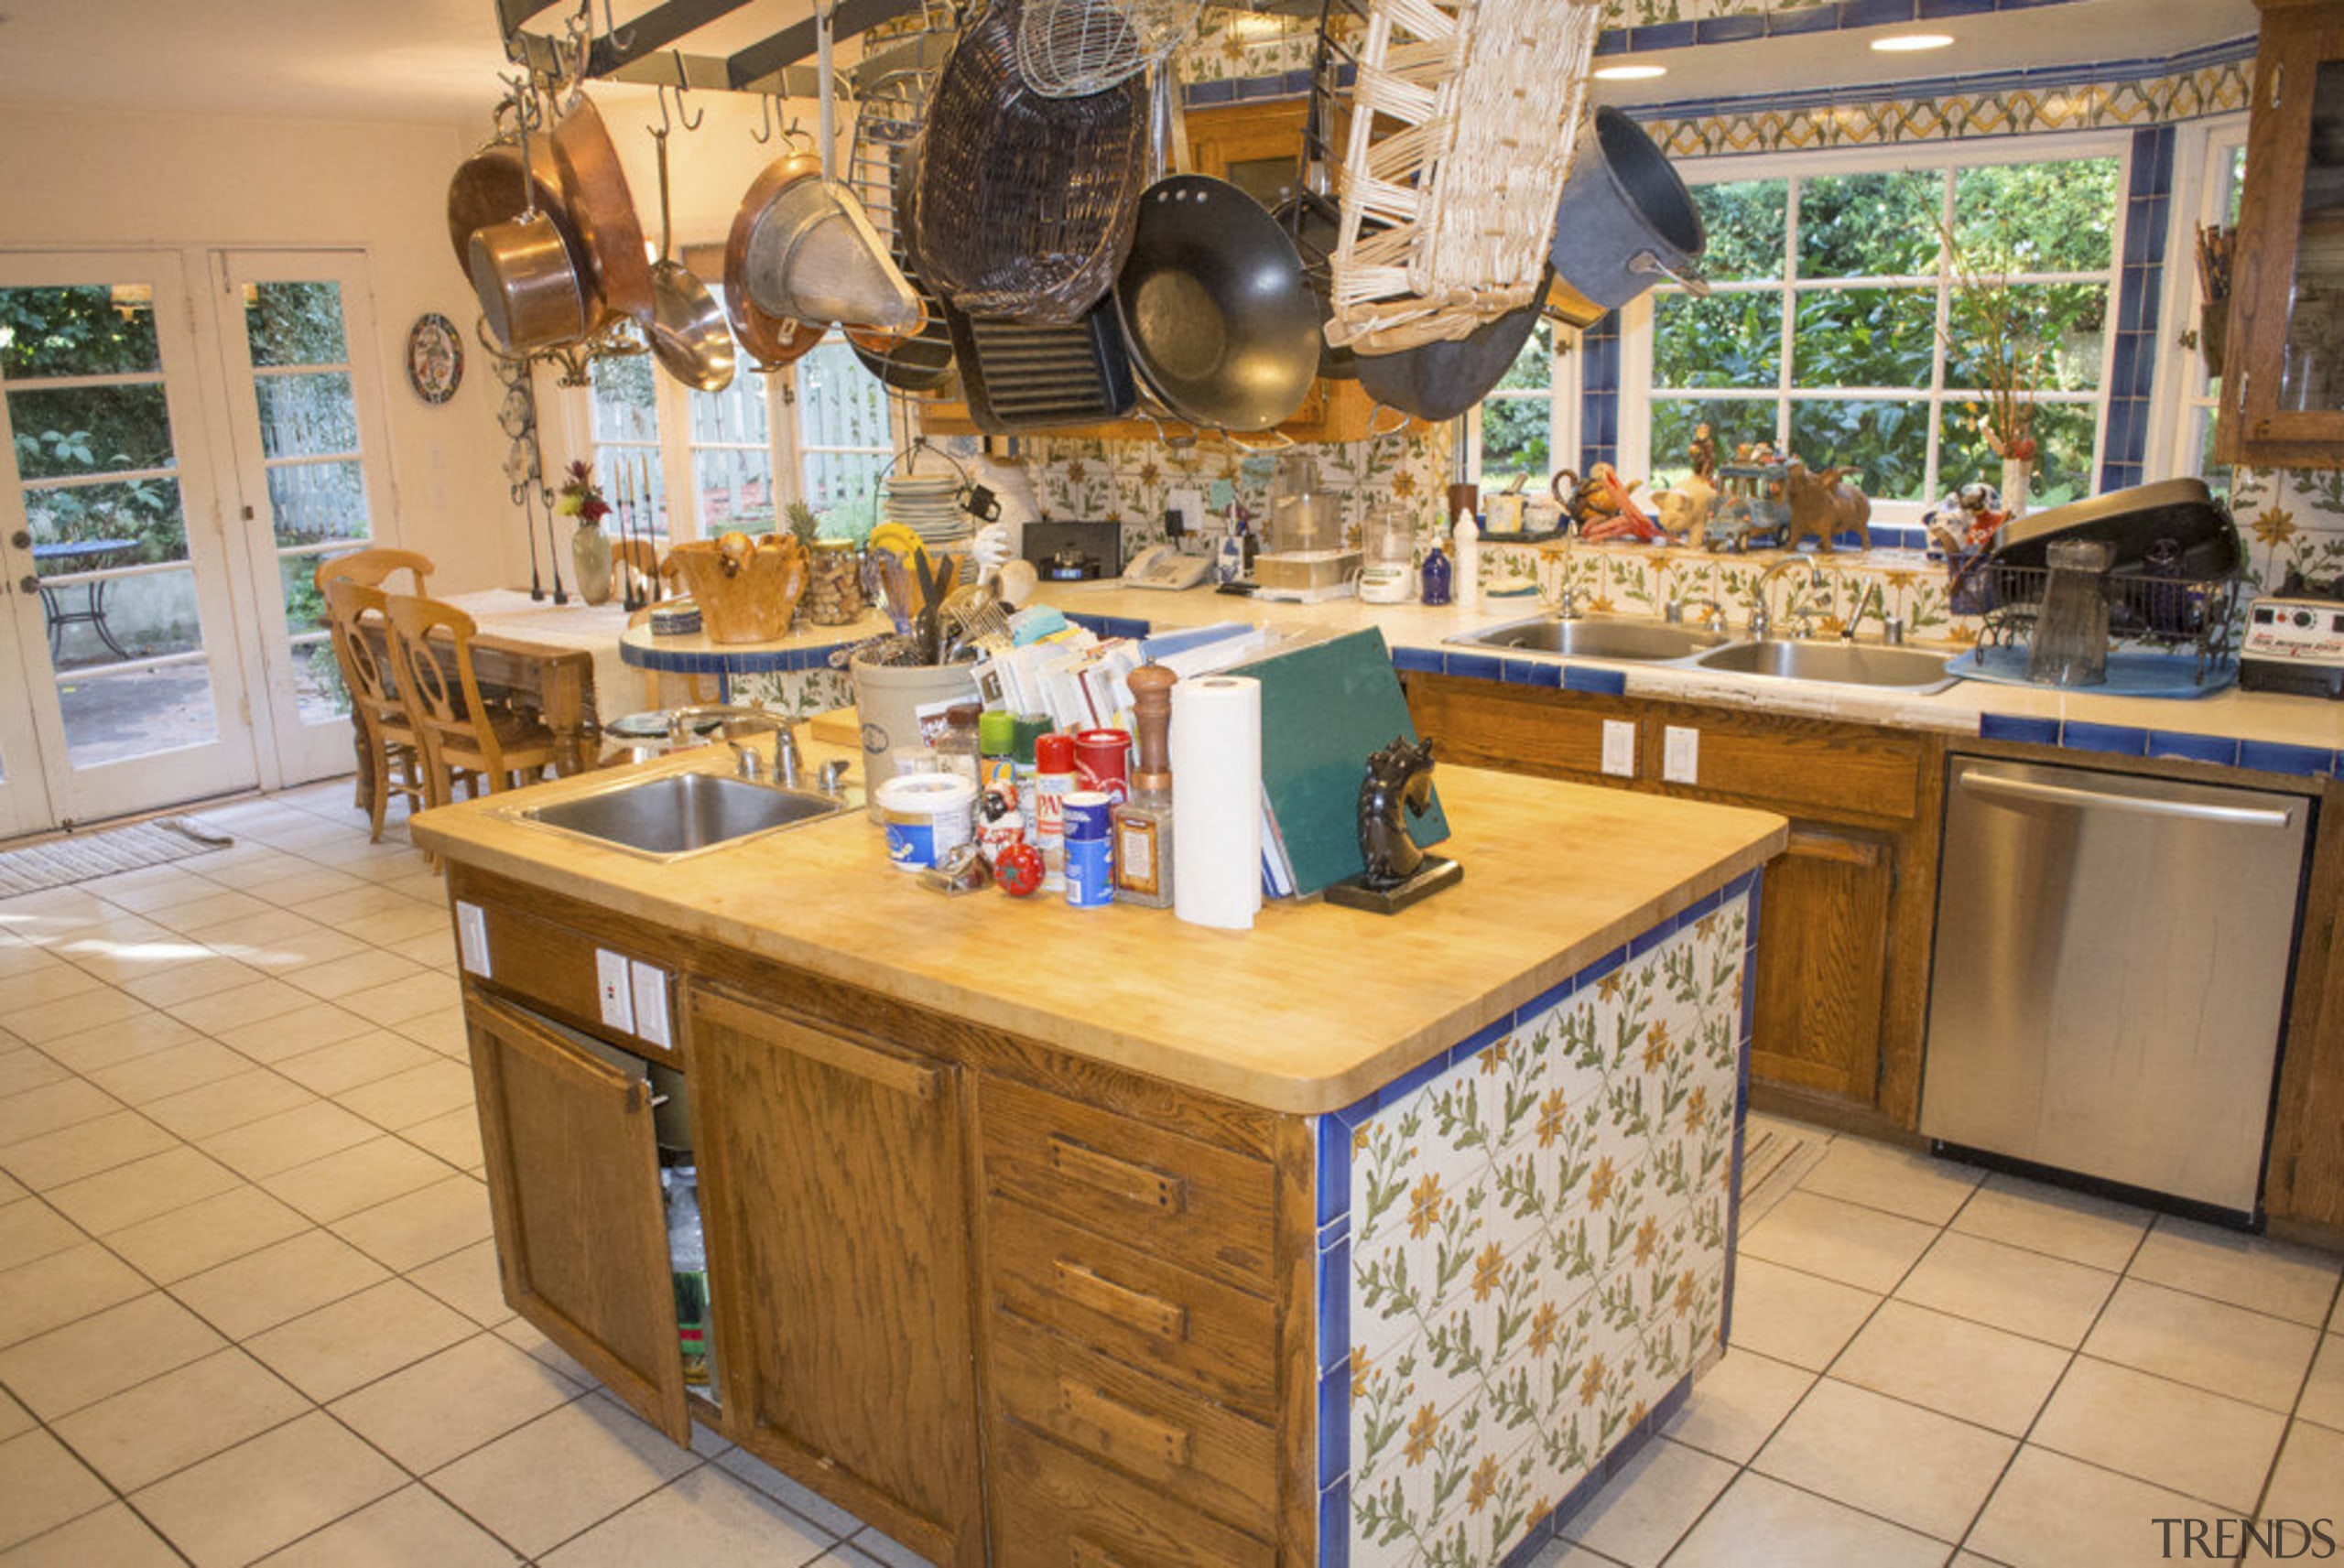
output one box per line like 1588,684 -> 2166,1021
470,92 -> 591,353
867,548 -> 917,636
446,101 -> 605,332
1547,106 -> 1710,310
939,296 -> 1138,432
2026,538 -> 2113,687
550,91 -> 655,323
1115,173 -> 1320,433
1015,0 -> 1200,98
913,548 -> 959,664
846,135 -> 957,393
913,0 -> 1151,325
645,121 -> 738,394
1328,0 -> 1603,352
1360,506 -> 1416,603
725,154 -> 830,372
1354,280 -> 1545,423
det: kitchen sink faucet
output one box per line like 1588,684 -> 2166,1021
1749,558 -> 1828,641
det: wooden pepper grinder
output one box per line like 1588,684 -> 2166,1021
1112,665 -> 1178,908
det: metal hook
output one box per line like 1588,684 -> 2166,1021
752,92 -> 777,146
667,50 -> 704,131
599,0 -> 635,51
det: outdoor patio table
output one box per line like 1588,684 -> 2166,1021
30,538 -> 139,659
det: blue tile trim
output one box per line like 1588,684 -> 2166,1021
1316,1114 -> 1351,1229
1390,645 -> 1445,676
2059,720 -> 2148,757
1318,1477 -> 1350,1568
1629,19 -> 1697,49
1317,1365 -> 1350,1492
2147,730 -> 2242,767
1504,657 -> 1564,689
1564,665 -> 1629,697
1580,314 -> 1622,479
2240,741 -> 2339,778
1445,652 -> 1504,685
1695,13 -> 1765,43
622,635 -> 860,677
1979,713 -> 2059,745
1448,1013 -> 1514,1073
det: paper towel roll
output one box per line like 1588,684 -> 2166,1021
1170,675 -> 1264,930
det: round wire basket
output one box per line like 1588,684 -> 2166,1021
1015,0 -> 1201,99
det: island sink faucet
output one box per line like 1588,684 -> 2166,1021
1748,557 -> 1828,641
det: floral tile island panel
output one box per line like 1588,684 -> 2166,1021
1318,878 -> 1759,1567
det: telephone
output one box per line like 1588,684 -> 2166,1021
1123,544 -> 1215,590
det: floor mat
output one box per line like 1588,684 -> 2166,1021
0,816 -> 233,896
1738,1115 -> 1831,1227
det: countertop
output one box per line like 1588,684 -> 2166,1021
412,747 -> 1785,1117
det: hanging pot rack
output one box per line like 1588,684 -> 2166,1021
499,0 -> 950,102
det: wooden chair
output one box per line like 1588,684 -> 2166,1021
611,537 -> 665,606
317,548 -> 434,806
385,595 -> 559,809
323,579 -> 428,842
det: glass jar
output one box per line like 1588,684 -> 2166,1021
802,539 -> 867,625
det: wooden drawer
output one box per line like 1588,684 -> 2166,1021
1647,709 -> 1925,822
464,900 -> 676,1055
989,1418 -> 1276,1568
989,1313 -> 1277,1540
986,1203 -> 1276,1422
979,1076 -> 1276,1295
1405,674 -> 1627,783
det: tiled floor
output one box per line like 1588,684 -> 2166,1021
0,784 -> 2339,1566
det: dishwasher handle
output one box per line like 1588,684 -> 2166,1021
1959,770 -> 2298,829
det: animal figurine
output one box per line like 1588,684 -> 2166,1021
1557,462 -> 1661,543
1780,460 -> 1871,554
1358,736 -> 1438,890
1651,470 -> 1720,542
1689,422 -> 1717,483
1923,483 -> 2006,557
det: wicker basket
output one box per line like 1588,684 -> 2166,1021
911,0 -> 1151,327
663,537 -> 808,644
1328,0 -> 1602,353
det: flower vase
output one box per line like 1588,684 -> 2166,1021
2001,457 -> 2033,519
571,519 -> 613,605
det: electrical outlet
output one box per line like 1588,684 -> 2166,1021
629,961 -> 672,1051
1663,726 -> 1700,784
454,901 -> 491,978
1601,720 -> 1636,778
595,948 -> 636,1035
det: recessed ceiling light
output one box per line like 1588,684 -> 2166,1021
1871,32 -> 1955,52
1592,64 -> 1668,81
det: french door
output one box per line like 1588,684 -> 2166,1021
208,251 -> 396,786
0,252 -> 259,832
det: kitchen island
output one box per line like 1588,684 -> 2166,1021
415,745 -> 1784,1567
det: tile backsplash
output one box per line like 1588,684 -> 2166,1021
2230,467 -> 2344,598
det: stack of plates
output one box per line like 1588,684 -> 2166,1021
883,473 -> 969,551
647,600 -> 702,637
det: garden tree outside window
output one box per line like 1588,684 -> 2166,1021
1634,150 -> 2123,514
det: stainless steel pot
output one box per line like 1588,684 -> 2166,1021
645,126 -> 737,393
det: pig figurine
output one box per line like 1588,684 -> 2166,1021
1781,460 -> 1871,554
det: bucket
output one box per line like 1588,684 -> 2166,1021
1547,107 -> 1707,310
850,655 -> 980,820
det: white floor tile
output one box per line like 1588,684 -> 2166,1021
1738,1191 -> 1940,1294
1663,1470 -> 1948,1568
2082,1277 -> 2319,1413
2030,1356 -> 2286,1512
1831,1300 -> 2071,1437
1753,1378 -> 2013,1541
1968,1444 -> 2215,1568
1557,1436 -> 1734,1566
1658,1347 -> 1817,1465
1894,1232 -> 2117,1348
2128,1215 -> 2341,1328
1727,1255 -> 1881,1371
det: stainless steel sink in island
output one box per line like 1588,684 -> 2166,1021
413,748 -> 1785,1567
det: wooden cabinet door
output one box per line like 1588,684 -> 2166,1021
685,986 -> 983,1568
466,993 -> 689,1444
1749,826 -> 1894,1105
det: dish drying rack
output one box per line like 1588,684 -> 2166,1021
1954,555 -> 2242,681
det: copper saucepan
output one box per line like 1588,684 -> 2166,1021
551,93 -> 656,324
726,154 -> 830,371
468,100 -> 590,352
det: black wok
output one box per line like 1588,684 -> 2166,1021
1354,279 -> 1546,424
1114,175 -> 1320,434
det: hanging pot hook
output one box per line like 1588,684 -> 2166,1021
599,0 -> 635,51
752,92 -> 777,146
668,50 -> 704,131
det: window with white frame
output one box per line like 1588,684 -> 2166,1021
583,330 -> 895,543
1471,320 -> 1567,480
2168,128 -> 2248,498
1627,146 -> 2124,514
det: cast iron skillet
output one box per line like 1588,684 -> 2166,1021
1113,175 -> 1319,433
1353,272 -> 1551,425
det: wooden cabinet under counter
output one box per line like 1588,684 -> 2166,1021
418,760 -> 1785,1564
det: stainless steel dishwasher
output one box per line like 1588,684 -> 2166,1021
1922,756 -> 2311,1216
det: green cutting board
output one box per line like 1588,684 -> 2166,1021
1234,627 -> 1449,898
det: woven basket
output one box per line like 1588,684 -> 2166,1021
1328,0 -> 1602,354
911,0 -> 1151,327
663,537 -> 808,644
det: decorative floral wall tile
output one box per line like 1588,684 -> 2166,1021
1329,888 -> 1753,1566
2231,467 -> 2344,599
723,665 -> 853,717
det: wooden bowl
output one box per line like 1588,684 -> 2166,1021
663,536 -> 808,644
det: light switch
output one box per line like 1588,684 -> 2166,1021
454,901 -> 491,978
594,948 -> 636,1035
629,961 -> 672,1051
1663,725 -> 1700,784
1601,720 -> 1636,778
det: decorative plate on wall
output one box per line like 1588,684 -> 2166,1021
406,313 -> 464,405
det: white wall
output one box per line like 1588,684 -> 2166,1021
0,99 -> 522,592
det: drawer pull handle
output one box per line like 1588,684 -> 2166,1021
1069,1541 -> 1136,1568
1057,1378 -> 1193,1466
1047,1135 -> 1188,1215
1051,1260 -> 1188,1341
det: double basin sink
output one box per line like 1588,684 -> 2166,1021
1448,615 -> 1959,692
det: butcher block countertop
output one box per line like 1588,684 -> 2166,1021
412,746 -> 1785,1115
